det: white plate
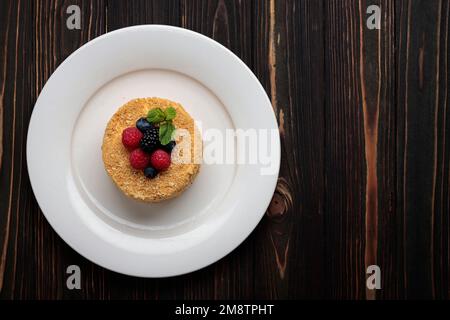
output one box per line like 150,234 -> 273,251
27,25 -> 280,277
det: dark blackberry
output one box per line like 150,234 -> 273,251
143,166 -> 158,179
162,141 -> 176,153
136,117 -> 153,132
140,126 -> 159,153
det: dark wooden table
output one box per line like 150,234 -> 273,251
0,0 -> 449,300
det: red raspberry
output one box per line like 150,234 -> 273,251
150,149 -> 171,171
129,149 -> 150,170
122,127 -> 143,150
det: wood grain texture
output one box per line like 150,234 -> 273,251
0,0 -> 449,300
252,0 -> 326,299
324,0 -> 367,299
375,0 -> 402,300
324,0 -> 397,300
396,0 -> 450,299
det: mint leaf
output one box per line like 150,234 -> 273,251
165,107 -> 176,121
159,121 -> 175,145
147,106 -> 176,144
147,108 -> 165,123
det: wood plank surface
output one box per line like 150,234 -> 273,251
396,0 -> 450,299
0,0 -> 449,300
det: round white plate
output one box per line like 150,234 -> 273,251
27,25 -> 280,277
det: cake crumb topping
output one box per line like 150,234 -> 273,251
102,97 -> 202,202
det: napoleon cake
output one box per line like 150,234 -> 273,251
102,97 -> 202,202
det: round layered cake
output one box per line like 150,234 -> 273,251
102,97 -> 202,202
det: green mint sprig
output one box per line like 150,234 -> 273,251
147,106 -> 177,145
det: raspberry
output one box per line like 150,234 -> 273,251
122,127 -> 143,150
150,149 -> 171,171
129,149 -> 150,170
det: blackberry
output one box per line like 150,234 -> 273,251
163,141 -> 176,153
144,166 -> 158,179
140,126 -> 159,153
136,117 -> 153,132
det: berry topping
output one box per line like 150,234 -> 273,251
150,149 -> 171,171
136,117 -> 153,132
122,127 -> 143,150
143,167 -> 158,179
129,149 -> 150,170
162,141 -> 176,153
140,126 -> 159,153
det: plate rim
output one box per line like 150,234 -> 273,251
27,25 -> 280,277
